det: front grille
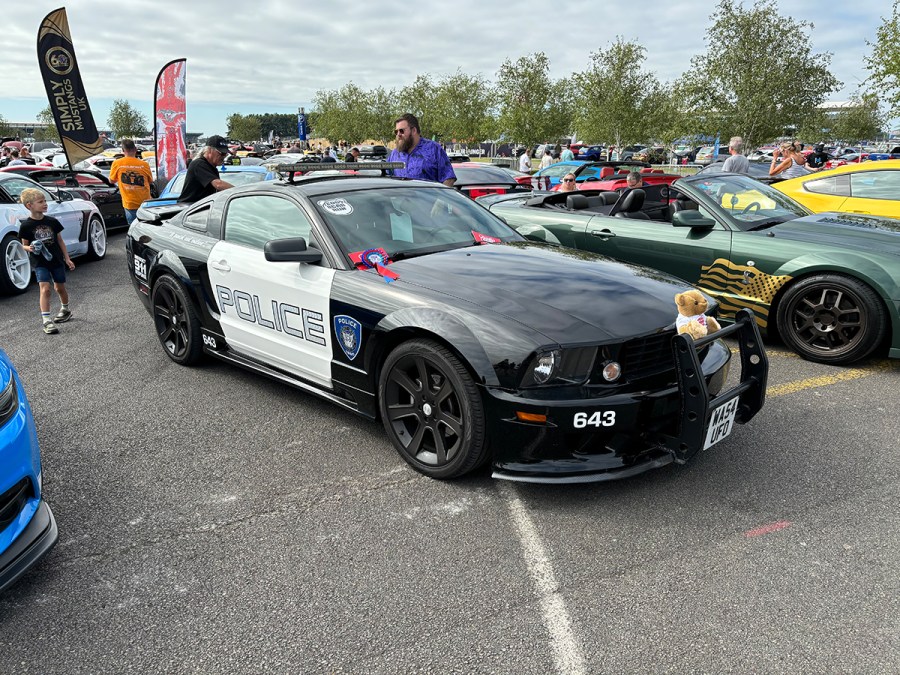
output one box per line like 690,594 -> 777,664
0,478 -> 33,533
0,378 -> 18,426
590,330 -> 677,384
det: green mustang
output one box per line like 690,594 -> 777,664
484,173 -> 900,365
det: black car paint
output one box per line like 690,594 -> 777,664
127,176 -> 767,482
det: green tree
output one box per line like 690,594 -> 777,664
107,98 -> 149,140
34,105 -> 59,142
495,53 -> 571,148
255,113 -> 300,139
226,113 -> 261,142
432,70 -> 497,144
397,75 -> 439,136
572,39 -> 667,150
0,113 -> 10,138
678,0 -> 840,149
865,0 -> 900,118
828,93 -> 886,144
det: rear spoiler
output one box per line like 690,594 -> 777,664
136,201 -> 189,224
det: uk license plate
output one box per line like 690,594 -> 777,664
703,396 -> 740,450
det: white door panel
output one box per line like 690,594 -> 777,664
208,241 -> 334,387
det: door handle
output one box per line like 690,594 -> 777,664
589,229 -> 616,239
210,260 -> 231,272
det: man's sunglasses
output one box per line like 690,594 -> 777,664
394,128 -> 409,136
563,178 -> 576,183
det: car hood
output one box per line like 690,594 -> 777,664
770,212 -> 900,254
388,242 -> 688,344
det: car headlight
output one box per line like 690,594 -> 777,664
520,347 -> 596,387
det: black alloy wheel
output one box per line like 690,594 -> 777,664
151,275 -> 203,365
776,274 -> 886,365
378,339 -> 488,479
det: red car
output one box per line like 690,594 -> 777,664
561,167 -> 680,192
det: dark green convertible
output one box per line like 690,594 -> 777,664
484,173 -> 900,365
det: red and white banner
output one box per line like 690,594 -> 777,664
153,58 -> 187,184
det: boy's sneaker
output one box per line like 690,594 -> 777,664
54,309 -> 72,323
42,321 -> 59,335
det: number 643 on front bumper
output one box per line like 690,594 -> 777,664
573,411 -> 616,428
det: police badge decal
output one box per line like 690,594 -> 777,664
334,315 -> 362,361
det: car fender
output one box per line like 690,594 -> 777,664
770,252 -> 900,302
77,201 -> 103,242
371,307 -> 509,388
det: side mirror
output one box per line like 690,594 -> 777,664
672,209 -> 715,229
264,237 -> 322,264
58,190 -> 74,202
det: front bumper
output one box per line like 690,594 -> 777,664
487,309 -> 768,483
0,500 -> 57,594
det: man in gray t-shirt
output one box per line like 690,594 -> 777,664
721,136 -> 750,174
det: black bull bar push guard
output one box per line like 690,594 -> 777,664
660,308 -> 768,463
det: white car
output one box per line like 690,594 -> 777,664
0,173 -> 106,295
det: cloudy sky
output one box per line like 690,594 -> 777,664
2,0 -> 892,137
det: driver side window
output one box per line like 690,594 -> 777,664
223,195 -> 315,249
2,177 -> 54,204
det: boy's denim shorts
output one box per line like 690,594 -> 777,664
34,265 -> 66,284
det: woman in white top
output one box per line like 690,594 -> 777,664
769,141 -> 809,178
518,149 -> 532,173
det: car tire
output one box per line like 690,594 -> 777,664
776,274 -> 886,365
151,274 -> 204,366
378,338 -> 488,479
1,233 -> 32,295
85,216 -> 107,261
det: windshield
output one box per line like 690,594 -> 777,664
311,185 -> 522,258
687,173 -> 811,231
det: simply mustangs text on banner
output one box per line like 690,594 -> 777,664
36,7 -> 103,167
154,59 -> 187,184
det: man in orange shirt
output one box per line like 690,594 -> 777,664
109,138 -> 154,225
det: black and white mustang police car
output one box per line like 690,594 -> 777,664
128,164 -> 768,483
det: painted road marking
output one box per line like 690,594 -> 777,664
501,484 -> 586,675
767,361 -> 897,398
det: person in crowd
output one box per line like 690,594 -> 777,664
769,141 -> 809,178
387,113 -> 456,186
18,187 -> 76,334
19,147 -> 34,164
108,138 -> 154,225
721,136 -> 751,174
180,135 -> 235,203
345,147 -> 360,162
551,151 -> 561,164
560,144 -> 575,162
518,147 -> 532,173
559,173 -> 578,192
327,146 -> 338,161
7,149 -> 26,166
539,148 -> 553,170
0,147 -> 10,167
806,143 -> 830,172
288,141 -> 303,154
621,171 -> 644,197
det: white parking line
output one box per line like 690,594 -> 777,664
501,484 -> 586,675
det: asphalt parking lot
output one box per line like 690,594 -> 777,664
1,234 -> 898,674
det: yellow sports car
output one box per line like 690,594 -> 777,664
773,159 -> 900,218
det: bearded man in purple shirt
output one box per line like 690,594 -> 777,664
388,113 -> 456,187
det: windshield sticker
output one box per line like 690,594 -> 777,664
472,230 -> 501,245
318,197 -> 353,215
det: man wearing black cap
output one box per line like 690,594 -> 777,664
180,135 -> 235,203
807,143 -> 831,172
